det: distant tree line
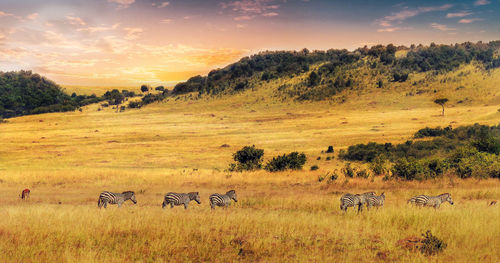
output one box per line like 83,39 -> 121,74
172,41 -> 500,101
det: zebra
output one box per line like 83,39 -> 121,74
210,190 -> 237,209
366,192 -> 385,210
340,192 -> 375,213
98,191 -> 137,208
407,193 -> 454,209
162,192 -> 201,209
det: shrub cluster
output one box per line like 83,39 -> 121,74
264,152 -> 306,172
340,124 -> 500,180
229,146 -> 307,172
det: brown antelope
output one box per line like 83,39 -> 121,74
20,189 -> 30,200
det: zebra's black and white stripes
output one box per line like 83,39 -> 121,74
162,192 -> 201,209
407,193 -> 454,209
340,192 -> 374,213
98,191 -> 137,208
366,192 -> 385,210
210,190 -> 237,209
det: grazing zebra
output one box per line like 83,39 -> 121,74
162,192 -> 201,209
98,191 -> 137,208
366,192 -> 385,210
210,190 -> 237,209
340,192 -> 375,213
20,188 -> 30,200
489,200 -> 497,206
407,193 -> 454,209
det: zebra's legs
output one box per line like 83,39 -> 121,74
170,203 -> 174,208
117,200 -> 123,208
184,203 -> 188,210
103,201 -> 108,208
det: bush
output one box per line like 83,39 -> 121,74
229,145 -> 264,171
369,155 -> 387,175
455,151 -> 500,179
356,169 -> 370,179
414,127 -> 451,138
341,163 -> 355,178
264,152 -> 307,172
326,145 -> 334,153
420,230 -> 447,255
128,101 -> 142,109
391,158 -> 427,180
310,165 -> 319,171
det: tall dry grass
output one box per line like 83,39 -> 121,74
1,70 -> 499,261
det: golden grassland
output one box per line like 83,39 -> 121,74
1,66 -> 500,262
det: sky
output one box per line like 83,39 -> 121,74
0,0 -> 499,86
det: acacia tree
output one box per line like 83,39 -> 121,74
141,85 -> 149,93
434,98 -> 448,116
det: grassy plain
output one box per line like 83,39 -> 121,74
1,66 -> 500,262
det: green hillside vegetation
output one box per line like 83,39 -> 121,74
339,124 -> 500,180
0,71 -> 147,118
173,41 -> 500,101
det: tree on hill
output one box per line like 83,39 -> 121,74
434,98 -> 448,116
141,85 -> 149,93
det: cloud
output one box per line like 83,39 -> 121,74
458,18 -> 482,24
430,23 -> 455,31
221,0 -> 281,20
446,12 -> 472,18
474,0 -> 490,6
26,13 -> 39,20
236,24 -> 247,28
0,10 -> 21,20
65,16 -> 87,26
108,0 -> 135,9
376,4 -> 453,31
262,12 -> 278,17
234,15 -> 255,21
157,2 -> 170,8
377,27 -> 400,33
77,23 -> 120,33
160,19 -> 172,24
123,27 -> 143,40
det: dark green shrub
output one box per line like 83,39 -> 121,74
230,145 -> 264,171
326,146 -> 334,153
128,101 -> 142,109
310,165 -> 319,171
369,155 -> 387,175
420,230 -> 447,255
356,169 -> 370,179
326,156 -> 331,161
264,152 -> 307,172
342,163 -> 355,178
455,151 -> 500,179
391,158 -> 428,180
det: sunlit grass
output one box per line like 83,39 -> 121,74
0,67 -> 499,261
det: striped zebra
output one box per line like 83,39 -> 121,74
162,192 -> 201,209
366,192 -> 385,210
340,192 -> 375,213
407,193 -> 454,209
210,190 -> 237,209
98,191 -> 137,208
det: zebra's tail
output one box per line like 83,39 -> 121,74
162,200 -> 166,209
97,197 -> 102,207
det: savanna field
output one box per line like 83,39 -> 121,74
1,72 -> 500,262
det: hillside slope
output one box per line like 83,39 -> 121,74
171,41 -> 500,106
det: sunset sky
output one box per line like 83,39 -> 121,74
0,0 -> 499,86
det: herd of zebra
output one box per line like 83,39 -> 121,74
340,192 -> 455,212
24,188 -> 492,211
97,190 -> 237,209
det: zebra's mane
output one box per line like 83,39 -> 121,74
122,191 -> 135,196
438,193 -> 450,197
226,190 -> 236,196
188,192 -> 199,199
